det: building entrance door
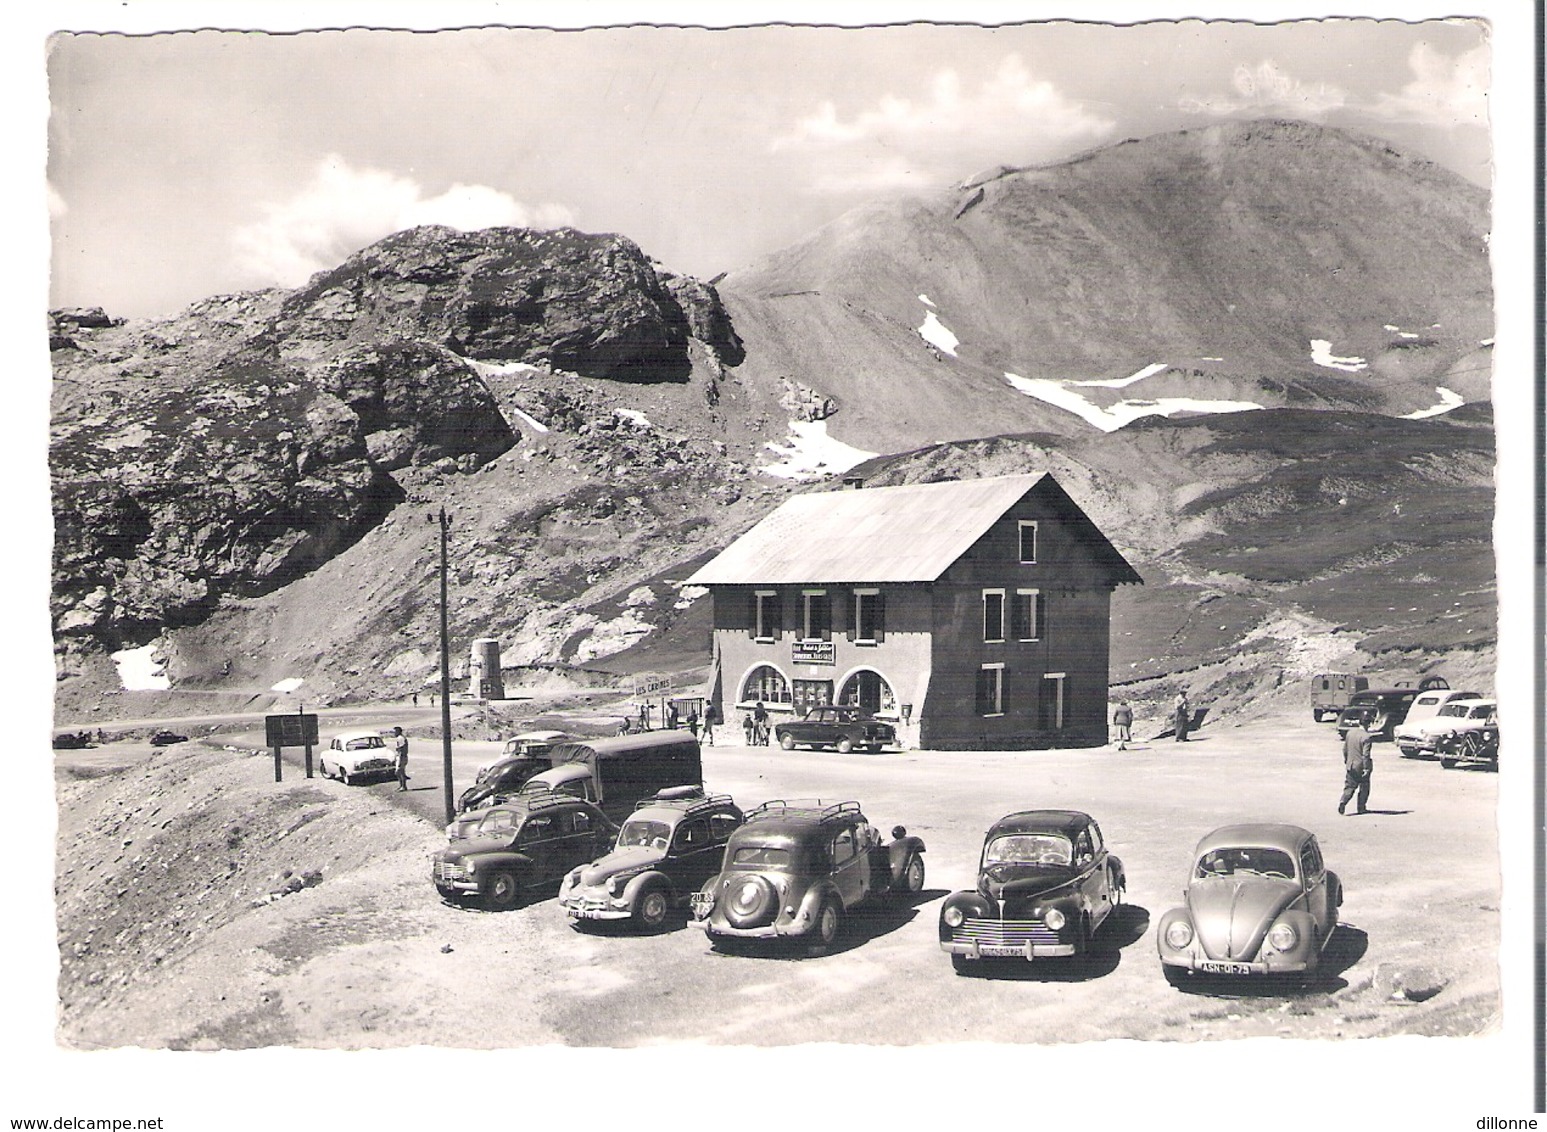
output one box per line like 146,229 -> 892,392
840,670 -> 890,715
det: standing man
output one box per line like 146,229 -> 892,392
392,726 -> 409,792
1339,711 -> 1375,815
1112,702 -> 1133,750
1173,691 -> 1192,743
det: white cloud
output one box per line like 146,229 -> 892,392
1180,60 -> 1347,120
776,55 -> 1114,192
232,154 -> 576,287
1368,43 -> 1489,128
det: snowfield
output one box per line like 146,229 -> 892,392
1004,372 -> 1263,432
1310,339 -> 1368,372
111,642 -> 169,691
759,420 -> 879,480
1401,387 -> 1465,420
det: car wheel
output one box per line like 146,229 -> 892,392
340,769 -> 352,786
1075,914 -> 1092,954
484,870 -> 521,911
898,853 -> 925,895
836,737 -> 854,754
435,885 -> 458,902
1162,964 -> 1190,988
950,954 -> 974,976
779,733 -> 796,751
1312,710 -> 1324,722
813,900 -> 843,949
1440,757 -> 1457,769
635,885 -> 671,931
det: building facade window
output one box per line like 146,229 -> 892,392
976,663 -> 1005,716
1012,588 -> 1042,641
801,589 -> 832,641
853,588 -> 884,643
1039,672 -> 1067,729
1018,520 -> 1038,564
742,664 -> 792,705
753,590 -> 781,641
982,589 -> 1005,643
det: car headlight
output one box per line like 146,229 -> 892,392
565,868 -> 581,888
463,858 -> 476,874
1268,923 -> 1298,951
1164,920 -> 1193,948
942,906 -> 965,928
1043,907 -> 1066,931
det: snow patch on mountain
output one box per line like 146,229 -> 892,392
112,642 -> 170,691
918,310 -> 959,357
1004,372 -> 1263,432
759,420 -> 879,480
1310,339 -> 1367,372
1073,362 -> 1170,389
1400,387 -> 1465,420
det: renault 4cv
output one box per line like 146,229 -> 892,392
559,788 -> 744,931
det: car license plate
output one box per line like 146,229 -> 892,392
1199,960 -> 1252,974
979,945 -> 1028,959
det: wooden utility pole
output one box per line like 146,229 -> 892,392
434,507 -> 455,826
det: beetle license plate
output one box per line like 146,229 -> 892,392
1199,960 -> 1251,974
979,945 -> 1028,958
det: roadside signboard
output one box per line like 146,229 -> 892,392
265,713 -> 319,750
633,673 -> 672,697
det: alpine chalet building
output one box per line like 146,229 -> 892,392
688,473 -> 1142,750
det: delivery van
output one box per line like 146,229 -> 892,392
520,730 -> 703,822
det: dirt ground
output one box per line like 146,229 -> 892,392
36,699 -> 1537,1123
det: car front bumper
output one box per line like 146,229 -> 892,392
562,890 -> 633,921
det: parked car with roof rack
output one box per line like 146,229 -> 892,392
1394,696 -> 1494,758
431,792 -> 617,910
938,809 -> 1125,974
320,729 -> 395,785
1157,823 -> 1342,983
690,800 -> 925,952
559,787 -> 743,930
774,705 -> 897,753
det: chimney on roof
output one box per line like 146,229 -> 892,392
843,475 -> 865,490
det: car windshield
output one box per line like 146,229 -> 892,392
345,736 -> 383,750
617,819 -> 673,849
1437,703 -> 1470,718
1467,704 -> 1494,719
1196,847 -> 1297,880
476,810 -> 519,837
984,833 -> 1073,868
731,845 -> 792,868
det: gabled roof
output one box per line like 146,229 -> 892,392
686,473 -> 1140,586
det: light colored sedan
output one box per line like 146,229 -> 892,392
1158,823 -> 1342,982
319,729 -> 395,785
1395,698 -> 1495,758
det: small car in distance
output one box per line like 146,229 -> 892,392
1157,824 -> 1342,982
774,706 -> 896,753
938,810 -> 1125,973
431,793 -> 618,910
559,788 -> 743,930
320,729 -> 395,785
457,754 -> 552,814
1436,711 -> 1499,770
475,730 -> 573,779
691,800 -> 925,951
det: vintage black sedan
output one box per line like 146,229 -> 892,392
431,794 -> 617,910
939,809 -> 1124,973
774,706 -> 896,753
1157,823 -> 1342,981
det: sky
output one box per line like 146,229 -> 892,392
45,12 -> 1496,319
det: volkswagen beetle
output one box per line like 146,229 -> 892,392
1157,823 -> 1342,981
938,809 -> 1125,973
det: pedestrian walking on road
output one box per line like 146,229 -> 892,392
392,726 -> 409,791
742,713 -> 755,746
1339,712 -> 1375,815
701,708 -> 716,747
1173,692 -> 1192,742
686,708 -> 700,739
752,701 -> 769,746
1112,702 -> 1133,749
